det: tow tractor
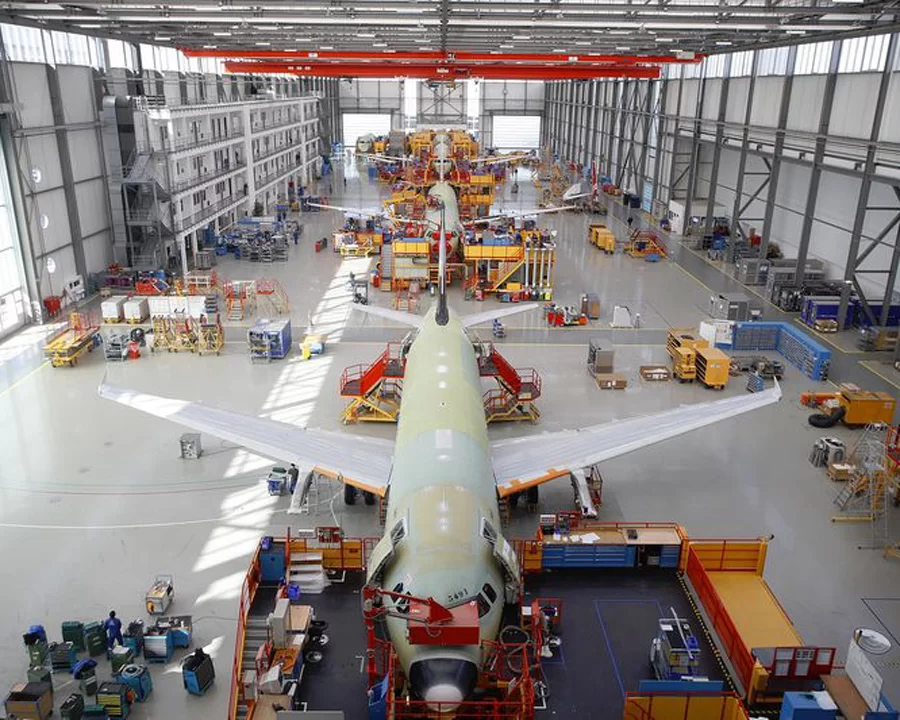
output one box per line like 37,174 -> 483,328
546,304 -> 587,327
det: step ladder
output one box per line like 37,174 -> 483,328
289,551 -> 329,594
833,423 -> 888,523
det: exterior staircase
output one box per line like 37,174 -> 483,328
234,615 -> 268,720
256,279 -> 290,315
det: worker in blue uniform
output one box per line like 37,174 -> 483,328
103,611 -> 123,649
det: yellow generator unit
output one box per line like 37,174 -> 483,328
695,346 -> 730,390
589,224 -> 616,254
673,346 -> 697,382
666,329 -> 709,361
839,390 -> 895,426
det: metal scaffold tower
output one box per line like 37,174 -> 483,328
832,423 -> 900,556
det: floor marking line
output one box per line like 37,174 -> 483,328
593,599 -> 628,699
859,360 -> 900,391
0,508 -> 288,531
0,360 -> 49,398
861,597 -> 900,648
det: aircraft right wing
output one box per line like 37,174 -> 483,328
490,384 -> 782,497
460,303 -> 541,328
100,382 -> 393,496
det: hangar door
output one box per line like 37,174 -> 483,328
342,113 -> 391,150
492,116 -> 541,152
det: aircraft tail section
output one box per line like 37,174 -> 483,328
353,303 -> 424,328
460,303 -> 541,328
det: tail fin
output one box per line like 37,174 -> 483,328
436,202 -> 449,326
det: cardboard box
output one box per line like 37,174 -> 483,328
595,373 -> 627,390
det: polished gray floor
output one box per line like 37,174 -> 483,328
0,159 -> 898,718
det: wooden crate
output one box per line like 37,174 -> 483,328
595,372 -> 628,390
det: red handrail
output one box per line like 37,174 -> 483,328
228,544 -> 262,720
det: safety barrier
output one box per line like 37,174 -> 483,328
227,543 -> 263,720
684,545 -> 756,696
687,539 -> 767,573
623,691 -> 750,720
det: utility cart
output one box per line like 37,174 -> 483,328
650,609 -> 701,680
145,575 -> 174,615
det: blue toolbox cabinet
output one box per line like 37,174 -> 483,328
116,664 -> 152,703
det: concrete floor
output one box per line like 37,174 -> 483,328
1,159 -> 899,717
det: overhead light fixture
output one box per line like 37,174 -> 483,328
373,42 -> 388,47
320,45 -> 334,49
552,48 -> 568,53
715,41 -> 733,46
356,32 -> 376,38
830,0 -> 864,3
419,46 -> 434,50
512,35 -> 531,40
255,41 -> 271,46
155,36 -> 172,41
213,31 -> 232,37
616,46 -> 631,51
786,29 -> 807,34
203,44 -> 217,49
490,50 -> 502,54
607,30 -> 631,35
500,43 -> 514,48
575,41 -> 591,46
655,37 -> 675,43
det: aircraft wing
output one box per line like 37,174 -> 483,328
307,202 -> 386,218
99,382 -> 393,496
490,384 -> 781,497
353,304 -> 424,328
469,205 -> 576,225
359,153 -> 408,164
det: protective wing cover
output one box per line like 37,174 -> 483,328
491,383 -> 782,497
460,303 -> 541,328
100,382 -> 394,496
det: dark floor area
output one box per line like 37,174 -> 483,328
525,568 -> 725,719
295,572 -> 369,717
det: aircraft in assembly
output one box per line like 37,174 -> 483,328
101,199 -> 781,709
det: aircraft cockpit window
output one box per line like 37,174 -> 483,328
390,517 -> 408,546
482,583 -> 497,604
392,581 -> 410,614
476,594 -> 490,618
480,518 -> 497,545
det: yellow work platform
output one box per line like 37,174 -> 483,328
707,572 -> 802,650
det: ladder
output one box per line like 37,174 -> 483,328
833,423 -> 889,525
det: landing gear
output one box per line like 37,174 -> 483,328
508,492 -> 520,509
363,491 -> 376,506
526,486 -> 539,513
344,484 -> 357,505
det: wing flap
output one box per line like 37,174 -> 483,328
492,384 -> 781,496
100,382 -> 393,495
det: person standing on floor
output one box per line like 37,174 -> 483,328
103,611 -> 123,649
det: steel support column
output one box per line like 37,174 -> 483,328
796,41 -> 843,274
840,33 -> 900,329
665,66 -> 686,210
682,64 -> 708,225
758,45 -> 797,262
729,50 -> 761,262
704,56 -> 732,233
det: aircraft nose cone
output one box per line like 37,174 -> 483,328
409,658 -> 478,711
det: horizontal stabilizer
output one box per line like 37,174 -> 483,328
353,303 -> 424,328
461,303 -> 541,328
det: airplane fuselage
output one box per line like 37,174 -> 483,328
378,309 -> 505,707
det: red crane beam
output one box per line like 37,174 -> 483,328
184,48 -> 700,65
222,60 -> 661,80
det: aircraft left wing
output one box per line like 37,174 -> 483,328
491,384 -> 781,497
100,382 -> 393,496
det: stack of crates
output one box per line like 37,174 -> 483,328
62,621 -> 86,652
61,693 -> 85,719
49,642 -> 77,672
24,629 -> 49,667
695,347 -> 730,389
83,622 -> 107,657
96,682 -> 130,718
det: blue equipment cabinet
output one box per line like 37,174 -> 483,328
259,538 -> 286,583
116,664 -> 152,703
182,649 -> 215,695
248,318 -> 292,361
142,629 -> 173,663
780,692 -> 837,720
